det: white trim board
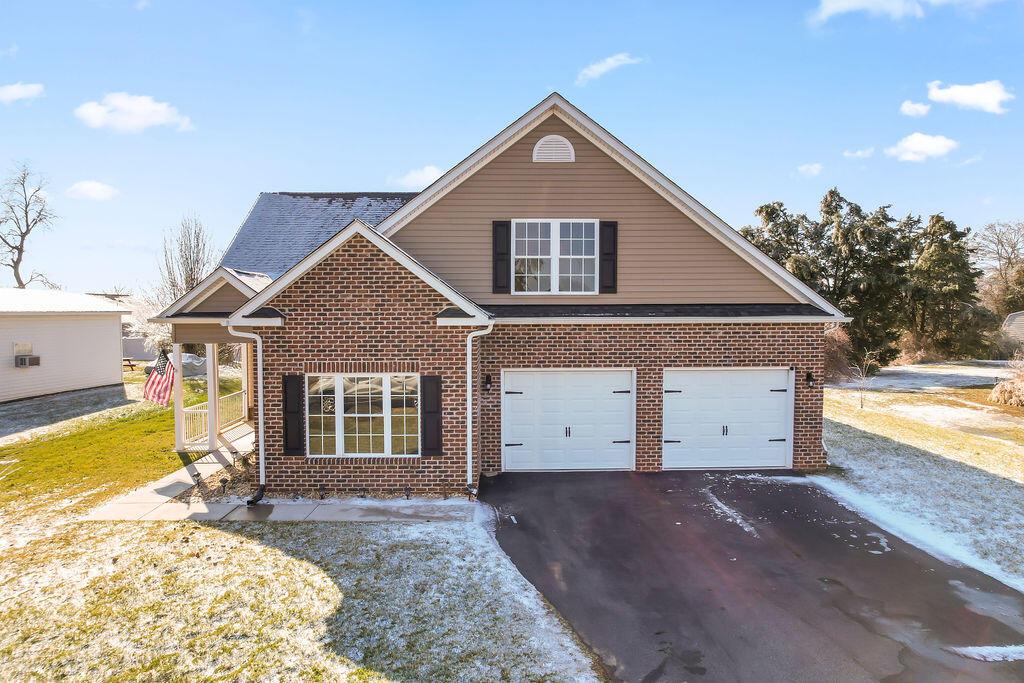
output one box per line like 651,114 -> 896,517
375,92 -> 845,320
484,315 -> 850,325
230,220 -> 490,324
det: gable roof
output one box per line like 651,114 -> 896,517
229,220 -> 489,325
375,92 -> 845,319
221,192 -> 419,278
155,265 -> 265,319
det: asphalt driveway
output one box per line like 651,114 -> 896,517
479,472 -> 1024,682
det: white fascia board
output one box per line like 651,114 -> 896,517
222,317 -> 284,327
148,316 -> 227,324
376,92 -> 845,319
157,266 -> 258,318
492,316 -> 851,325
436,316 -> 494,326
232,220 -> 488,321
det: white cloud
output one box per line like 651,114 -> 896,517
66,181 -> 120,201
0,82 -> 44,104
842,147 -> 875,158
958,153 -> 983,166
387,164 -> 443,190
811,0 -> 1004,24
575,53 -> 643,86
0,44 -> 17,58
135,0 -> 151,8
884,132 -> 959,162
899,100 -> 931,117
797,162 -> 824,176
74,92 -> 193,133
927,79 -> 1014,114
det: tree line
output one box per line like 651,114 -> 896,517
741,188 -> 1017,365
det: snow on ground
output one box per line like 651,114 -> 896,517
947,645 -> 1024,662
0,516 -> 599,681
0,384 -> 146,446
833,361 -> 1011,392
820,360 -> 1024,594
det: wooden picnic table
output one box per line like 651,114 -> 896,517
122,358 -> 138,371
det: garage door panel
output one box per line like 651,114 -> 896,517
503,370 -> 634,471
663,369 -> 792,469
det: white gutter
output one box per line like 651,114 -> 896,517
465,322 -> 494,489
226,325 -> 266,493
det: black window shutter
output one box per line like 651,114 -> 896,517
282,375 -> 304,455
599,221 -> 618,293
421,376 -> 443,455
492,220 -> 511,293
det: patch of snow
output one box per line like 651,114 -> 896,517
808,474 -> 1024,595
704,489 -> 759,537
833,362 -> 1011,392
947,644 -> 1024,662
866,531 -> 891,554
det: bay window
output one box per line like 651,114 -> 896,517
306,373 -> 420,457
512,219 -> 598,294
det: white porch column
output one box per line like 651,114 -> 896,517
206,343 -> 220,451
172,343 -> 184,451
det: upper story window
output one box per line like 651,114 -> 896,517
513,219 -> 598,294
532,134 -> 575,162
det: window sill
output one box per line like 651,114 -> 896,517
305,454 -> 422,459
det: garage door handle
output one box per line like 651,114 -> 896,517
768,438 -> 787,442
612,390 -> 631,394
663,439 -> 681,444
664,389 -> 682,394
504,391 -> 523,395
504,443 -> 523,447
612,440 -> 631,444
770,388 -> 788,393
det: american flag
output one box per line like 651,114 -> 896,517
143,350 -> 176,406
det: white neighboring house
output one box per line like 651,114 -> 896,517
1002,311 -> 1024,344
0,288 -> 130,403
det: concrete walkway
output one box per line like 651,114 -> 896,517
86,424 -> 474,523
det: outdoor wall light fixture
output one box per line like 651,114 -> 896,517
482,373 -> 493,391
805,371 -> 816,388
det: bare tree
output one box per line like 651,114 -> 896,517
849,350 -> 881,409
973,220 -> 1024,290
155,213 -> 218,304
0,163 -> 58,288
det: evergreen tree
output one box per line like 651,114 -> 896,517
906,215 -> 986,357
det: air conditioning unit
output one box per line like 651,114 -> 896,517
14,355 -> 40,368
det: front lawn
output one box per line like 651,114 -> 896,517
820,365 -> 1024,592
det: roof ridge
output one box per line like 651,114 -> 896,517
271,191 -> 421,198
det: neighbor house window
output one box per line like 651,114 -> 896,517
306,374 -> 420,457
512,219 -> 598,294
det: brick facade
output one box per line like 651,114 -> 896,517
251,234 -> 827,495
255,233 -> 475,495
477,324 -> 827,474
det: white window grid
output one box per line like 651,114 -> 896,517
512,219 -> 599,295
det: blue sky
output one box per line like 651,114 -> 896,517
1,0 -> 1021,293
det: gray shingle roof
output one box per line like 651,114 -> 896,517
221,192 -> 419,278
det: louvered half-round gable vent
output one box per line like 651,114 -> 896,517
532,134 -> 575,163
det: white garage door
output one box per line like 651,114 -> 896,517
502,370 -> 634,471
662,368 -> 793,469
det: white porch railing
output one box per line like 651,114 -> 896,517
182,405 -> 209,443
181,390 -> 247,445
218,390 -> 246,428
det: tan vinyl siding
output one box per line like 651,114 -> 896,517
189,282 -> 249,313
393,114 -> 797,305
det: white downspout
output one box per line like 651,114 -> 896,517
227,326 -> 266,494
465,322 -> 494,489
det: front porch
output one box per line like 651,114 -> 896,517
171,341 -> 255,454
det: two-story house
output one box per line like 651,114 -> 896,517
153,93 -> 847,501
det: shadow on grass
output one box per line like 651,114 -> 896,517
0,385 -> 137,440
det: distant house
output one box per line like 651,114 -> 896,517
1003,312 -> 1024,344
0,288 -> 130,403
